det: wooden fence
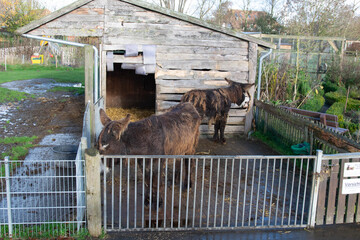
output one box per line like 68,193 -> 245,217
316,153 -> 360,225
255,100 -> 360,154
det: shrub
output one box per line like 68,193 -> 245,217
301,94 -> 325,112
324,91 -> 345,105
322,79 -> 339,93
326,101 -> 344,120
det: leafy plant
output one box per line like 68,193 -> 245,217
301,94 -> 325,112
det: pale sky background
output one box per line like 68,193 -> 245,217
39,0 -> 359,15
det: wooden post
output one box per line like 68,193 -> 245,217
85,45 -> 96,147
244,42 -> 258,135
85,148 -> 102,237
85,45 -> 94,105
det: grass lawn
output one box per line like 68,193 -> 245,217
0,64 -> 84,103
0,64 -> 84,84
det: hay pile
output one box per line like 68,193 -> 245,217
106,107 -> 154,122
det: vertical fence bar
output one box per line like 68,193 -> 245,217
192,158 -> 199,228
178,158 -> 183,228
281,158 -> 290,226
111,158 -> 115,229
171,158 -> 176,228
149,158 -> 153,227
200,158 -> 205,227
119,158 -> 123,229
301,158 -> 310,225
294,158 -> 303,225
134,158 -> 137,229
248,158 -> 256,226
228,158 -> 235,227
268,159 -> 276,226
185,158 -> 191,228
309,150 -> 323,228
156,159 -> 161,228
242,159 -> 249,226
5,157 -> 13,238
255,158 -> 262,226
262,158 -> 269,226
164,158 -> 168,229
207,158 -> 213,228
213,158 -> 221,227
127,158 -> 130,229
235,159 -> 242,227
288,158 -> 297,226
220,158 -> 228,227
142,158 -> 145,228
275,158 -> 283,225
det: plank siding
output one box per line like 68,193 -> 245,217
29,1 -> 104,36
25,0 -> 258,134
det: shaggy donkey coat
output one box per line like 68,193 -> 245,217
181,78 -> 253,144
97,102 -> 201,208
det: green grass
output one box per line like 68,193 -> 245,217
0,64 -> 84,103
0,64 -> 84,84
1,136 -> 38,177
0,223 -> 90,239
0,86 -> 34,103
1,136 -> 38,160
49,86 -> 85,95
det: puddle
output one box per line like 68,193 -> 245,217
1,78 -> 82,95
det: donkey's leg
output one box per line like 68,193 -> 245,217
212,120 -> 220,142
219,115 -> 228,144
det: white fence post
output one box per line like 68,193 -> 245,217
309,150 -> 323,228
4,156 -> 12,238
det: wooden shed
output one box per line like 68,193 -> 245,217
16,0 -> 274,135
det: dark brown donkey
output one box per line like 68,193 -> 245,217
181,78 -> 253,144
97,102 -> 201,208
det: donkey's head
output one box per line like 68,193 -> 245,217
225,78 -> 254,106
97,109 -> 131,155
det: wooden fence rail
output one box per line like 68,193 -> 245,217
255,100 -> 360,154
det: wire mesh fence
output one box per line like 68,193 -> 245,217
0,157 -> 86,238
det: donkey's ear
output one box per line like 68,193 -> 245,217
225,78 -> 234,85
241,83 -> 255,91
112,114 -> 131,140
100,109 -> 112,126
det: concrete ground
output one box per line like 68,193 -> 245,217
104,223 -> 360,240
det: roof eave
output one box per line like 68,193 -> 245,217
15,0 -> 93,35
15,0 -> 275,49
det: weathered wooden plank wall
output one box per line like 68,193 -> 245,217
103,0 -> 252,134
27,0 -> 255,134
29,1 -> 105,36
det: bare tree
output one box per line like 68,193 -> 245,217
283,0 -> 358,37
264,0 -> 281,17
240,0 -> 252,31
192,0 -> 217,20
153,0 -> 190,13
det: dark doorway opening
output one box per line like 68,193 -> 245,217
106,63 -> 155,109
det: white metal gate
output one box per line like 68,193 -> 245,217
101,154 -> 317,231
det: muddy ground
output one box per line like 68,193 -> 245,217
0,79 -> 84,157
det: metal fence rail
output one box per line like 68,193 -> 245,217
0,158 -> 86,238
101,155 -> 316,231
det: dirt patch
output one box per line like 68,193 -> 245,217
0,79 -> 84,158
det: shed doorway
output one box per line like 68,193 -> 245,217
106,63 -> 155,110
